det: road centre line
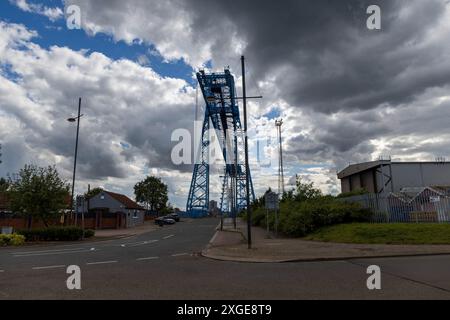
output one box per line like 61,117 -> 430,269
14,247 -> 88,255
14,248 -> 96,257
136,256 -> 159,261
163,235 -> 174,240
171,253 -> 189,257
86,260 -> 117,265
121,240 -> 158,247
32,265 -> 66,270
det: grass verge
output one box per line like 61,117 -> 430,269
304,223 -> 450,245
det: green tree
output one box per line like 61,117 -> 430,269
294,175 -> 322,202
160,202 -> 174,215
8,165 -> 70,228
84,187 -> 103,199
134,176 -> 168,212
0,177 -> 9,192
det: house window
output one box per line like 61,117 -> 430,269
133,210 -> 138,218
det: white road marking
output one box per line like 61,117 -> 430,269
14,248 -> 96,257
209,231 -> 219,245
128,240 -> 158,247
32,265 -> 66,270
120,240 -> 158,247
14,247 -> 87,255
171,253 -> 188,257
163,235 -> 174,240
136,256 -> 159,261
86,260 -> 117,265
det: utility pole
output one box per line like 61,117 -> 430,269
275,119 -> 285,196
241,55 -> 252,249
68,98 -> 83,225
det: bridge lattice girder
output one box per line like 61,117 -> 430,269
186,69 -> 255,217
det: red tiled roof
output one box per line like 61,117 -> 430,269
104,191 -> 144,210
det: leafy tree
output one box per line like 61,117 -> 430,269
294,175 -> 322,202
160,202 -> 174,215
281,189 -> 295,202
134,176 -> 168,212
84,187 -> 103,199
7,165 -> 70,228
0,177 -> 9,192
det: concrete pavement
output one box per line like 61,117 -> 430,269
202,219 -> 450,262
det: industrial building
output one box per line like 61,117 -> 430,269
337,160 -> 450,194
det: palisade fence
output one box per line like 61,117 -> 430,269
340,192 -> 450,223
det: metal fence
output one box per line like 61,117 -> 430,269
340,193 -> 450,223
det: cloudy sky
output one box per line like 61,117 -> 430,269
1,0 -> 450,208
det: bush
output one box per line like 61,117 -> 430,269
0,234 -> 26,246
336,188 -> 369,198
83,229 -> 95,238
249,197 -> 372,238
17,226 -> 87,241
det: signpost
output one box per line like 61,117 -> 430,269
265,191 -> 279,237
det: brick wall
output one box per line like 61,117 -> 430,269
0,216 -> 62,231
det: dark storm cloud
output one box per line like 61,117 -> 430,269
4,0 -> 450,199
64,0 -> 450,169
185,0 -> 449,113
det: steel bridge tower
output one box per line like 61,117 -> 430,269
186,69 -> 255,218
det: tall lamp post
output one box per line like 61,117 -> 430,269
275,119 -> 285,196
67,98 -> 83,225
241,56 -> 252,249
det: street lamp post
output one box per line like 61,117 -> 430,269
241,56 -> 252,249
68,97 -> 83,226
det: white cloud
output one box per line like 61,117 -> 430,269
3,0 -> 450,205
9,0 -> 64,21
63,0 -> 239,68
0,21 -> 196,207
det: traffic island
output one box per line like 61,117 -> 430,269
201,219 -> 450,263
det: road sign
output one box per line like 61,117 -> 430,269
265,191 -> 279,210
76,195 -> 85,209
430,196 -> 440,203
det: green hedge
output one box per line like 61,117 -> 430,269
0,234 -> 26,246
83,229 -> 95,238
17,227 -> 95,241
249,196 -> 372,237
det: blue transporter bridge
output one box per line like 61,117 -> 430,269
186,69 -> 255,218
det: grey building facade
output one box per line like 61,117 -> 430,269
77,190 -> 145,229
338,160 -> 450,194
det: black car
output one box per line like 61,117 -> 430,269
154,216 -> 176,226
167,213 -> 180,222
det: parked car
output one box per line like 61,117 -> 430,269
168,213 -> 180,222
155,216 -> 176,226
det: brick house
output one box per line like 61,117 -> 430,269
77,190 -> 145,229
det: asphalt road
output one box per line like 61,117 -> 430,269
1,217 -> 450,299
